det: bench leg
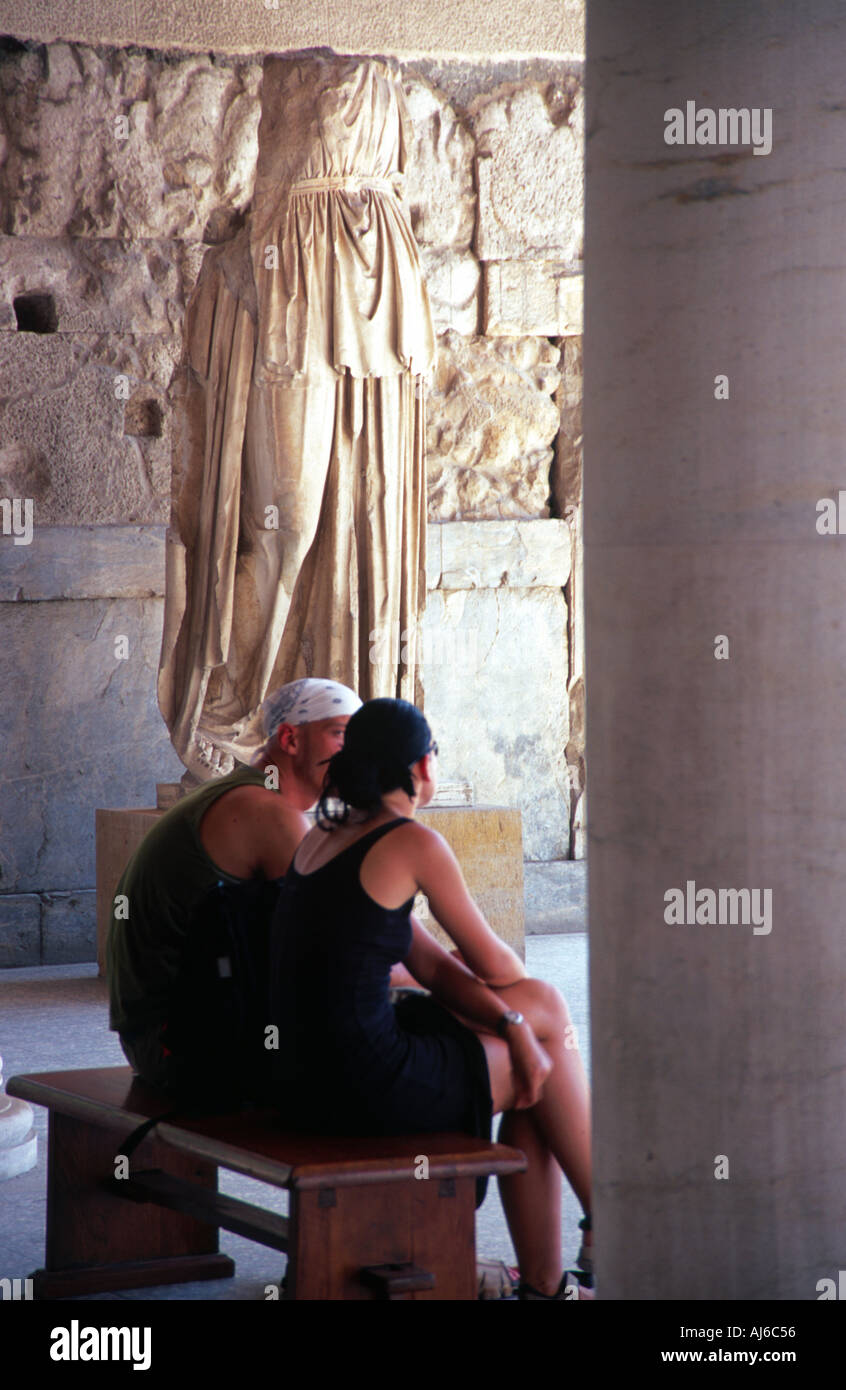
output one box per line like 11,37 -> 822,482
287,1175 -> 477,1301
31,1112 -> 234,1298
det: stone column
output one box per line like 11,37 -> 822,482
586,1 -> 846,1299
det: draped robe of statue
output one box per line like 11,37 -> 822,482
158,56 -> 436,779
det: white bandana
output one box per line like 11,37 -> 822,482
260,679 -> 361,737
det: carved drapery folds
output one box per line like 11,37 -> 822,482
159,55 -> 435,778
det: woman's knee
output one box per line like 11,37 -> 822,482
501,977 -> 570,1036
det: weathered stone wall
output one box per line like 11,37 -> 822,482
0,38 -> 584,963
0,1 -> 585,62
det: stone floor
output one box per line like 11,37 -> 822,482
0,933 -> 590,1301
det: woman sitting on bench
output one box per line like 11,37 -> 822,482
269,698 -> 593,1300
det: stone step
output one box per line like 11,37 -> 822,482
524,860 -> 587,935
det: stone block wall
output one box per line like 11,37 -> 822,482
0,38 -> 584,963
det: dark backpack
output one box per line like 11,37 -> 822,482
162,876 -> 282,1110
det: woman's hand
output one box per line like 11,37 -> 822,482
506,1023 -> 552,1109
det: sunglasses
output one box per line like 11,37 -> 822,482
319,740 -> 438,769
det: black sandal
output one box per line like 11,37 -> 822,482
576,1213 -> 593,1283
517,1270 -> 591,1300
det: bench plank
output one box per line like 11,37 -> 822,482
122,1170 -> 290,1252
9,1068 -> 526,1188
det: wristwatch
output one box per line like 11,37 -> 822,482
496,1009 -> 525,1037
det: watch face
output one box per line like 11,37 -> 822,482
498,1010 -> 524,1034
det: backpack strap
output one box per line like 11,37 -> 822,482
117,1109 -> 180,1161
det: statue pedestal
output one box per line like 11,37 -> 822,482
0,1055 -> 37,1180
415,806 -> 524,959
95,803 -> 524,975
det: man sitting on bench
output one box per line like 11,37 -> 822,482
106,678 -> 361,1099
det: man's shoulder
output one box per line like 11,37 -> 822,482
215,781 -> 308,824
216,780 -> 277,807
202,781 -> 311,876
148,765 -> 263,823
208,764 -> 268,798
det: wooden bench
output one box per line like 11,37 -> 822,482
7,1068 -> 526,1301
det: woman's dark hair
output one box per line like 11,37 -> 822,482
317,698 -> 433,827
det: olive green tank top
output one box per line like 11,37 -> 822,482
106,765 -> 268,1035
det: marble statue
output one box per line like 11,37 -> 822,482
0,1052 -> 36,1180
159,54 -> 435,779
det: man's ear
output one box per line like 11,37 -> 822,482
275,722 -> 299,754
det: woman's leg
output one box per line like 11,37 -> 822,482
495,978 -> 591,1214
462,977 -> 591,1214
471,978 -> 591,1294
496,1107 -> 562,1294
479,1030 -> 589,1297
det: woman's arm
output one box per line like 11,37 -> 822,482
403,920 -> 510,1029
389,916 -> 465,989
403,919 -> 550,1107
411,828 -> 527,987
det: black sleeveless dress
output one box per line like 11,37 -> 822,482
268,818 -> 493,1149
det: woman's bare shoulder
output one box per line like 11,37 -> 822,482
358,818 -> 441,860
382,820 -> 452,863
